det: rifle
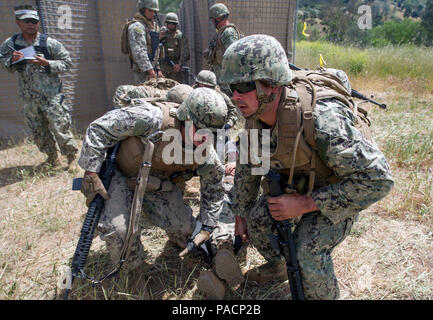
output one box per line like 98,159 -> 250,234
62,143 -> 120,300
266,170 -> 305,300
288,62 -> 387,110
181,66 -> 196,85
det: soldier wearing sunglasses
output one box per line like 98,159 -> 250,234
214,35 -> 394,300
0,5 -> 78,167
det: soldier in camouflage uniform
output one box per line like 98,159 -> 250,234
194,70 -> 240,130
77,87 -> 236,275
126,0 -> 163,84
215,35 -> 394,300
204,3 -> 243,96
159,13 -> 190,83
112,77 -> 181,107
0,5 -> 78,166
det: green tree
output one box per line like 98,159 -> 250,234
422,0 -> 433,43
159,0 -> 183,14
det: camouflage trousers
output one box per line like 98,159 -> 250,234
22,93 -> 78,157
98,169 -> 235,270
247,194 -> 357,300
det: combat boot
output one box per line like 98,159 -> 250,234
197,270 -> 226,300
214,241 -> 244,288
242,260 -> 288,284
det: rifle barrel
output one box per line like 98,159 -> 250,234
288,63 -> 387,109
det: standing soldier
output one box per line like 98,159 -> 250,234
216,35 -> 394,300
159,12 -> 190,84
0,5 -> 78,167
122,0 -> 163,84
204,3 -> 243,96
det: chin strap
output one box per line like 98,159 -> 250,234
245,81 -> 277,121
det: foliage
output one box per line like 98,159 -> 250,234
296,40 -> 433,84
369,18 -> 425,46
158,0 -> 183,14
297,0 -> 433,46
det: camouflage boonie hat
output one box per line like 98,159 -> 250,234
14,5 -> 39,21
165,12 -> 179,24
209,3 -> 230,19
195,70 -> 217,88
137,0 -> 159,11
167,84 -> 193,104
177,88 -> 227,131
220,34 -> 292,86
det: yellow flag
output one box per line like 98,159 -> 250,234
319,54 -> 327,68
302,22 -> 310,37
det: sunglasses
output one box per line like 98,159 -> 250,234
22,19 -> 39,24
230,81 -> 256,94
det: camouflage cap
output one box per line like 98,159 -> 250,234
209,3 -> 230,19
137,0 -> 159,11
177,87 -> 227,131
220,34 -> 292,86
195,70 -> 217,88
167,84 -> 193,104
165,12 -> 179,24
14,5 -> 39,21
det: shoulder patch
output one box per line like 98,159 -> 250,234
134,26 -> 144,34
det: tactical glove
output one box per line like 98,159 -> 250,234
81,173 -> 110,207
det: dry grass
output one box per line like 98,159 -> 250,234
0,83 -> 432,300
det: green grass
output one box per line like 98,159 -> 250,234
295,41 -> 433,88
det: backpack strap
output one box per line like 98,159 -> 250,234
35,33 -> 52,60
292,76 -> 318,150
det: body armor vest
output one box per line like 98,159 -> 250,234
161,30 -> 182,63
117,102 -> 199,179
247,70 -> 373,194
208,24 -> 243,66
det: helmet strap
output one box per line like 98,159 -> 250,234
246,81 -> 276,121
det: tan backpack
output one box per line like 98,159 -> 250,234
248,69 -> 374,195
121,18 -> 138,56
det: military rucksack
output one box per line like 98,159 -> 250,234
121,18 -> 137,56
248,69 -> 374,195
116,101 -> 199,179
207,24 -> 244,66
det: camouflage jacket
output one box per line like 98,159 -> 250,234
78,103 -> 225,227
232,93 -> 394,225
160,29 -> 190,66
215,87 -> 239,128
128,14 -> 161,73
208,24 -> 242,79
0,32 -> 72,98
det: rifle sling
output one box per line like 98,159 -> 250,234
119,140 -> 155,264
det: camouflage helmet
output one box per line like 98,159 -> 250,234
209,3 -> 230,19
220,34 -> 292,87
195,70 -> 217,88
177,88 -> 227,131
167,84 -> 193,104
165,12 -> 179,24
137,0 -> 159,11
